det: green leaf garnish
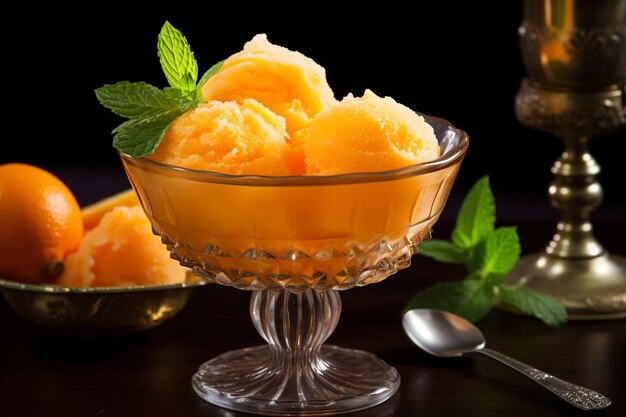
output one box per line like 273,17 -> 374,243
451,176 -> 495,249
112,111 -> 181,158
472,226 -> 520,276
95,82 -> 179,119
157,21 -> 198,92
500,286 -> 567,327
418,239 -> 468,264
95,21 -> 222,158
408,176 -> 566,327
404,280 -> 496,323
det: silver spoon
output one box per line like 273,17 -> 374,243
402,308 -> 611,411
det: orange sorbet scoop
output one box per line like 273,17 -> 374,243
304,90 -> 440,175
150,99 -> 292,175
58,206 -> 186,287
201,34 -> 337,174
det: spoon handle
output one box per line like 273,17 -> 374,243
476,348 -> 611,411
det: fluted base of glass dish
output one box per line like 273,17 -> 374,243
192,289 -> 400,416
192,345 -> 400,416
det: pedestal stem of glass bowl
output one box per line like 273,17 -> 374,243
251,289 -> 341,379
192,288 -> 400,416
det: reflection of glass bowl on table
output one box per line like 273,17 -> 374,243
0,272 -> 206,336
120,114 -> 468,415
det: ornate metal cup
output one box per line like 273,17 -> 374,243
520,0 -> 625,92
506,0 -> 626,319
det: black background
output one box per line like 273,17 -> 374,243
2,4 -> 624,220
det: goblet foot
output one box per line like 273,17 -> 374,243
504,253 -> 626,320
192,289 -> 399,415
192,344 -> 400,416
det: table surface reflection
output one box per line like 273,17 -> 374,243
1,220 -> 625,417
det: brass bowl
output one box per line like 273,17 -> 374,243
0,272 -> 208,336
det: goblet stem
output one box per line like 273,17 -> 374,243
251,289 -> 341,393
192,289 -> 400,415
547,135 -> 604,258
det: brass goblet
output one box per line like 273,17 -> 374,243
506,0 -> 626,319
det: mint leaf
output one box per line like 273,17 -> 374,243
407,176 -> 565,328
419,239 -> 467,264
95,82 -> 179,119
157,21 -> 198,92
472,227 -> 521,276
483,273 -> 504,288
112,109 -> 180,133
163,87 -> 187,105
197,60 -> 224,89
113,111 -> 180,158
500,286 -> 567,327
163,87 -> 202,112
96,22 -> 225,158
451,176 -> 495,249
404,280 -> 496,322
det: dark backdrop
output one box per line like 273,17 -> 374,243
2,4 -> 624,220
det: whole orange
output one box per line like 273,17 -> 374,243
0,163 -> 83,283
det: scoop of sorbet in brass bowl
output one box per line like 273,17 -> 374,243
0,272 -> 207,336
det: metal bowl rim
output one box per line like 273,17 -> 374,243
0,275 -> 209,294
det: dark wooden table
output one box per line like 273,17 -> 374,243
1,220 -> 625,417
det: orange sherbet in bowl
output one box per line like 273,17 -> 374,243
59,206 -> 186,287
305,90 -> 440,174
121,114 -> 467,292
149,99 -> 292,175
201,34 -> 336,136
100,23 -> 471,415
201,34 -> 337,174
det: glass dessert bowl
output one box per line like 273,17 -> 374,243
120,114 -> 468,416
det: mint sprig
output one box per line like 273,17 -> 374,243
95,81 -> 180,119
157,21 -> 198,93
404,280 -> 497,322
404,176 -> 567,327
95,21 -> 223,158
451,176 -> 495,249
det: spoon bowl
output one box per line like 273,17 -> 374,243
402,308 -> 611,411
402,308 -> 485,357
